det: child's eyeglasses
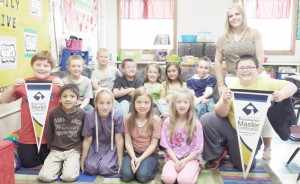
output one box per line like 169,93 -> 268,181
237,66 -> 257,71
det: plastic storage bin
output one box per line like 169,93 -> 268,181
65,39 -> 82,51
61,49 -> 89,71
181,35 -> 197,42
0,140 -> 14,184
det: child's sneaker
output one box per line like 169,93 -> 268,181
205,148 -> 228,170
262,148 -> 271,161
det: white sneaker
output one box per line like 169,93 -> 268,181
262,148 -> 271,161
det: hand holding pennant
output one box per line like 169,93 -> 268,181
25,80 -> 52,152
231,89 -> 272,179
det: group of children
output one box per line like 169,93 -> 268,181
0,49 -> 215,183
0,48 -> 297,183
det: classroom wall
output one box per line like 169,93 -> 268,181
103,0 -> 300,63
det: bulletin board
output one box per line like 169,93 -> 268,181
0,0 -> 50,93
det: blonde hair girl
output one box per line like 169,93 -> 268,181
160,88 -> 204,184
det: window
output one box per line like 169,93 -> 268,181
242,0 -> 298,55
117,0 -> 177,54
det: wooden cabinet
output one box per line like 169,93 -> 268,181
178,42 -> 216,62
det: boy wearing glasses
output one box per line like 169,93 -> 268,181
200,54 -> 297,171
113,59 -> 144,116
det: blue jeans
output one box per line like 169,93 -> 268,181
195,98 -> 215,120
120,152 -> 158,183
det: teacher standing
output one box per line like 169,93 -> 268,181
213,3 -> 272,161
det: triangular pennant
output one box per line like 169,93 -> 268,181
231,89 -> 272,179
25,81 -> 52,152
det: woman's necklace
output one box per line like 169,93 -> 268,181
233,33 -> 242,42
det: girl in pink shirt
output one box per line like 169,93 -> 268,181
120,87 -> 162,183
160,88 -> 204,184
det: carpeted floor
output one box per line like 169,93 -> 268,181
15,158 -> 281,184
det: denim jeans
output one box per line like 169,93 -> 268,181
195,98 -> 215,120
120,152 -> 158,183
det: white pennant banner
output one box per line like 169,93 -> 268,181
25,81 -> 52,152
232,89 -> 272,179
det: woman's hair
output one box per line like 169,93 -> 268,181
121,58 -> 136,68
236,54 -> 259,69
59,84 -> 80,99
144,63 -> 162,83
127,87 -> 154,135
164,62 -> 183,94
224,3 -> 252,41
31,51 -> 55,69
67,55 -> 84,67
168,88 -> 197,141
94,88 -> 114,107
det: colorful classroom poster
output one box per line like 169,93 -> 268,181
0,1 -> 49,93
232,89 -> 272,179
25,81 -> 52,152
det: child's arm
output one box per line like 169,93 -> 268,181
124,132 -> 136,159
195,86 -> 213,104
134,138 -> 158,171
159,82 -> 166,99
115,133 -> 124,173
80,98 -> 91,109
113,88 -> 135,98
165,148 -> 180,163
80,136 -> 92,173
272,81 -> 297,102
0,78 -> 25,103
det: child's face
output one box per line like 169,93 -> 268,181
32,59 -> 52,79
146,65 -> 160,83
175,93 -> 190,116
167,65 -> 179,81
236,59 -> 258,84
135,94 -> 151,116
95,93 -> 113,119
97,52 -> 109,67
59,89 -> 78,112
123,61 -> 137,78
197,60 -> 210,79
68,59 -> 83,77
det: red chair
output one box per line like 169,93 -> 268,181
285,125 -> 300,183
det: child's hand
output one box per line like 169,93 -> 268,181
272,90 -> 284,102
201,98 -> 209,104
175,160 -> 185,172
194,98 -> 202,105
130,158 -> 137,173
221,88 -> 232,104
52,78 -> 64,87
80,159 -> 85,173
13,78 -> 25,89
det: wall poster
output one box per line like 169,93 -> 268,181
0,0 -> 50,93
